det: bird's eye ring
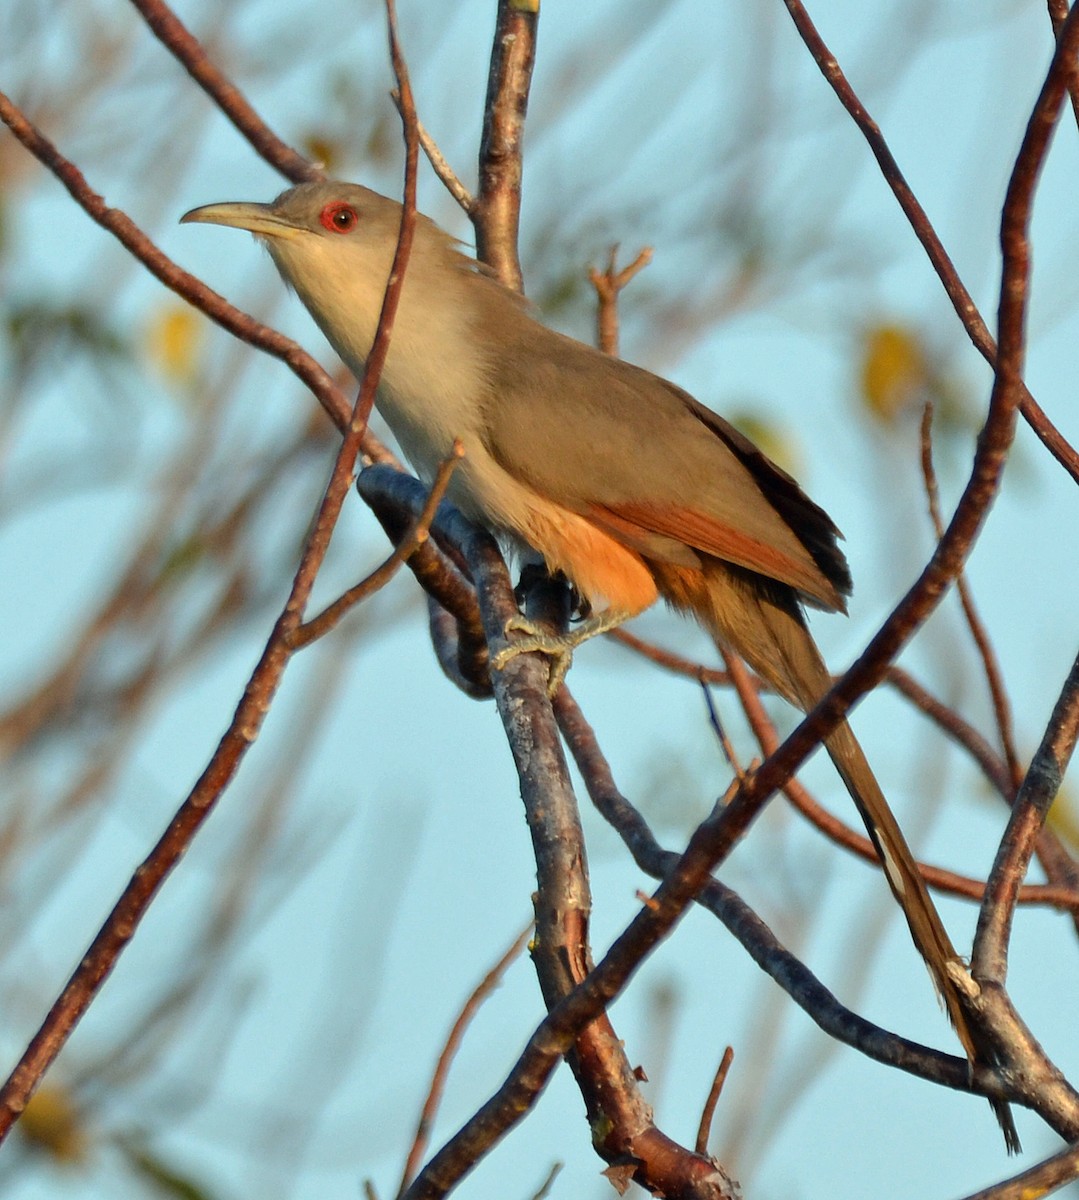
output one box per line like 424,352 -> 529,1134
320,202 -> 359,234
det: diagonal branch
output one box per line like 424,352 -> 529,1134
0,17 -> 423,1146
974,651 -> 1079,983
781,0 -> 1079,489
0,89 -> 351,435
128,0 -> 320,183
919,403 -> 1023,789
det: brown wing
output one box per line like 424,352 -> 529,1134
477,301 -> 850,612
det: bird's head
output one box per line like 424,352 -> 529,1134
181,180 -> 408,250
180,181 -> 448,372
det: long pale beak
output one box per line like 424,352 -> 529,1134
180,201 -> 302,240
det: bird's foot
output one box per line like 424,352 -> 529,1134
492,610 -> 629,695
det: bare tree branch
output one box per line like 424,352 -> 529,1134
396,923 -> 533,1196
974,652 -> 1079,982
957,1138 -> 1079,1200
919,403 -> 1023,790
128,0 -> 320,183
472,0 -> 539,289
0,11 -> 424,1142
781,0 -> 1079,489
0,89 -> 354,434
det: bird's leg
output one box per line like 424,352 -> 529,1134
492,609 -> 630,694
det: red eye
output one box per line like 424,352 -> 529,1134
319,201 -> 358,233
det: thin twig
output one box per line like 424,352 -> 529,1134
396,922 -> 533,1196
695,1047 -> 734,1155
127,0 -> 319,183
919,402 -> 1023,789
390,88 -> 474,213
289,442 -> 463,649
588,245 -> 653,355
699,677 -> 745,779
528,1162 -> 563,1200
781,0 -> 1079,489
0,17 -> 423,1145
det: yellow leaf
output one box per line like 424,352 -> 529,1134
145,303 -> 202,385
859,323 -> 929,423
1047,787 -> 1079,852
20,1084 -> 87,1163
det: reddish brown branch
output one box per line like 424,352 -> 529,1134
397,923 -> 533,1196
919,404 -> 1023,790
780,0 -> 1079,489
695,1047 -> 734,1155
588,245 -> 653,356
1046,0 -> 1079,129
887,667 -> 1014,799
0,89 -> 353,436
0,25 -> 424,1145
128,0 -> 319,183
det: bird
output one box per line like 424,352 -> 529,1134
181,181 -> 1018,1149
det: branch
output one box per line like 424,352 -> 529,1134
390,88 -> 474,213
472,0 -> 539,288
0,90 -> 353,436
396,923 -> 533,1196
0,17 -> 424,1143
974,652 -> 1079,982
609,629 -> 1079,914
128,0 -> 319,183
695,1047 -> 734,1156
402,668 -> 1062,1200
721,648 -> 1079,913
288,444 -> 463,650
781,0 -> 1079,489
588,244 -> 653,356
553,691 -> 1019,1098
610,628 -> 1018,803
360,481 -> 739,1198
920,403 -> 1023,790
957,1138 -> 1079,1200
356,467 -> 490,696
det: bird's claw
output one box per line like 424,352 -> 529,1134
491,616 -> 576,696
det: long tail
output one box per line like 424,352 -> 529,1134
654,559 -> 1019,1151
